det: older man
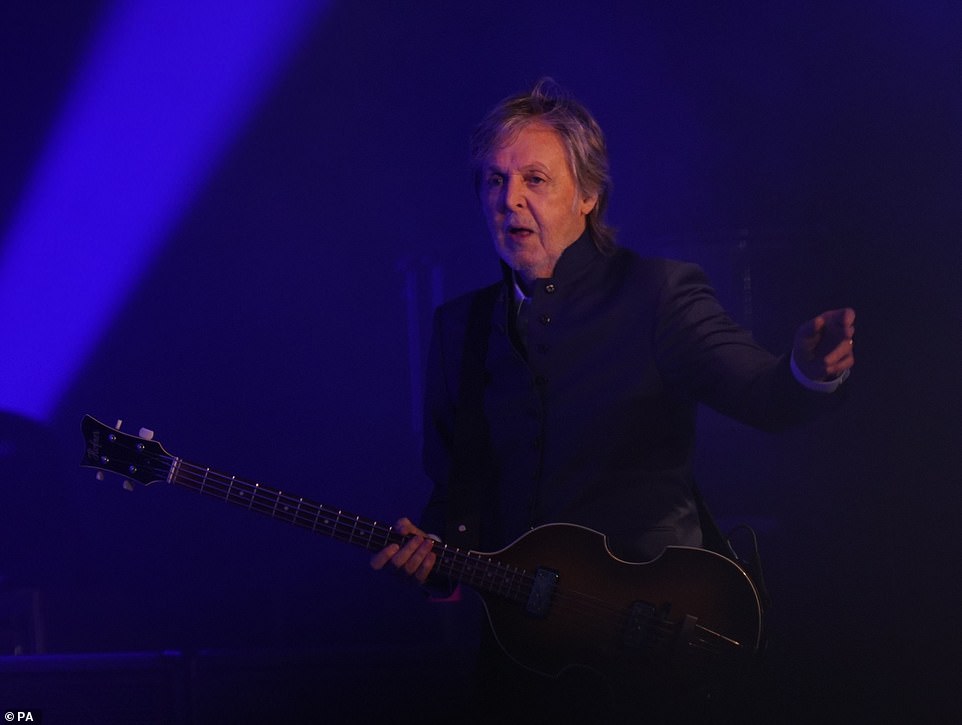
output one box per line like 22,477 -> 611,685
372,79 -> 854,717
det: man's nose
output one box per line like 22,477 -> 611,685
501,175 -> 525,210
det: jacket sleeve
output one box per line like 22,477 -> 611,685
653,261 -> 843,432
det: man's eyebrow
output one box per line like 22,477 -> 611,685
485,162 -> 550,173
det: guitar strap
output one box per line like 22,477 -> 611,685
691,483 -> 733,557
693,484 -> 773,613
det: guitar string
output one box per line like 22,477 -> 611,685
147,454 -> 743,658
165,457 -> 739,658
168,458 -> 737,658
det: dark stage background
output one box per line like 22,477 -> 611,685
1,1 -> 959,722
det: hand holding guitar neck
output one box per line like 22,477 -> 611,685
369,517 -> 437,584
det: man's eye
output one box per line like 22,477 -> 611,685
527,175 -> 546,185
487,174 -> 504,187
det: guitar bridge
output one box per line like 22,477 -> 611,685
525,567 -> 558,617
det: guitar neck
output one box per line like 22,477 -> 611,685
166,457 -> 401,554
165,457 -> 532,603
81,415 -> 762,688
157,466 -> 758,687
79,411 -> 531,603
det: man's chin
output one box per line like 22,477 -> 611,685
496,245 -> 551,280
514,261 -> 552,284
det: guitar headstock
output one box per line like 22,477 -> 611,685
80,415 -> 172,487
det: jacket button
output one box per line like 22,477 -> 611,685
545,283 -> 556,294
539,314 -> 551,325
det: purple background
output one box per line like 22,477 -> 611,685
1,1 -> 959,719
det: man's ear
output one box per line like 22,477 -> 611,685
580,193 -> 598,216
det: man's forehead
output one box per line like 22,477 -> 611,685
486,123 -> 567,166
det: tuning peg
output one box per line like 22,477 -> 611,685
115,419 -> 123,430
95,471 -> 105,481
138,427 -> 154,441
123,480 -> 134,491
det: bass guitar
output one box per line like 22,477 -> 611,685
80,414 -> 762,692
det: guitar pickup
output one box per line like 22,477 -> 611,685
624,600 -> 658,648
525,567 -> 558,617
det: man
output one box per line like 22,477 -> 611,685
371,79 -> 854,718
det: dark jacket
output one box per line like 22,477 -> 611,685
421,234 -> 833,561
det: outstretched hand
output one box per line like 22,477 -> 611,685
369,517 -> 437,584
793,308 -> 856,381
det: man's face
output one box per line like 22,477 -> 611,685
480,123 -> 597,283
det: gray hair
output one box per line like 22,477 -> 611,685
470,78 -> 616,254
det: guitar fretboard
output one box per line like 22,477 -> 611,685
81,413 -> 760,683
164,456 -> 534,602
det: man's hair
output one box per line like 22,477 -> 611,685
470,77 -> 616,254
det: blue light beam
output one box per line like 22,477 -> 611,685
0,0 -> 328,422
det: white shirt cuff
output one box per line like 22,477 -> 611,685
791,352 -> 850,393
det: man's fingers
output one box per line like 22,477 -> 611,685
370,530 -> 436,583
802,308 -> 856,359
401,537 -> 435,575
393,517 -> 421,536
839,307 -> 856,331
823,307 -> 856,340
822,338 -> 855,377
414,551 -> 437,584
796,315 -> 822,346
370,543 -> 401,571
369,518 -> 422,571
369,516 -> 438,582
824,336 -> 854,365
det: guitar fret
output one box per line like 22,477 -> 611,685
512,568 -> 526,602
293,498 -> 304,526
235,482 -> 248,504
314,508 -> 335,537
273,494 -> 294,524
467,554 -> 485,587
493,564 -> 505,596
465,559 -> 525,604
496,564 -> 510,597
439,545 -> 456,578
466,554 -> 484,588
82,414 -> 764,698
